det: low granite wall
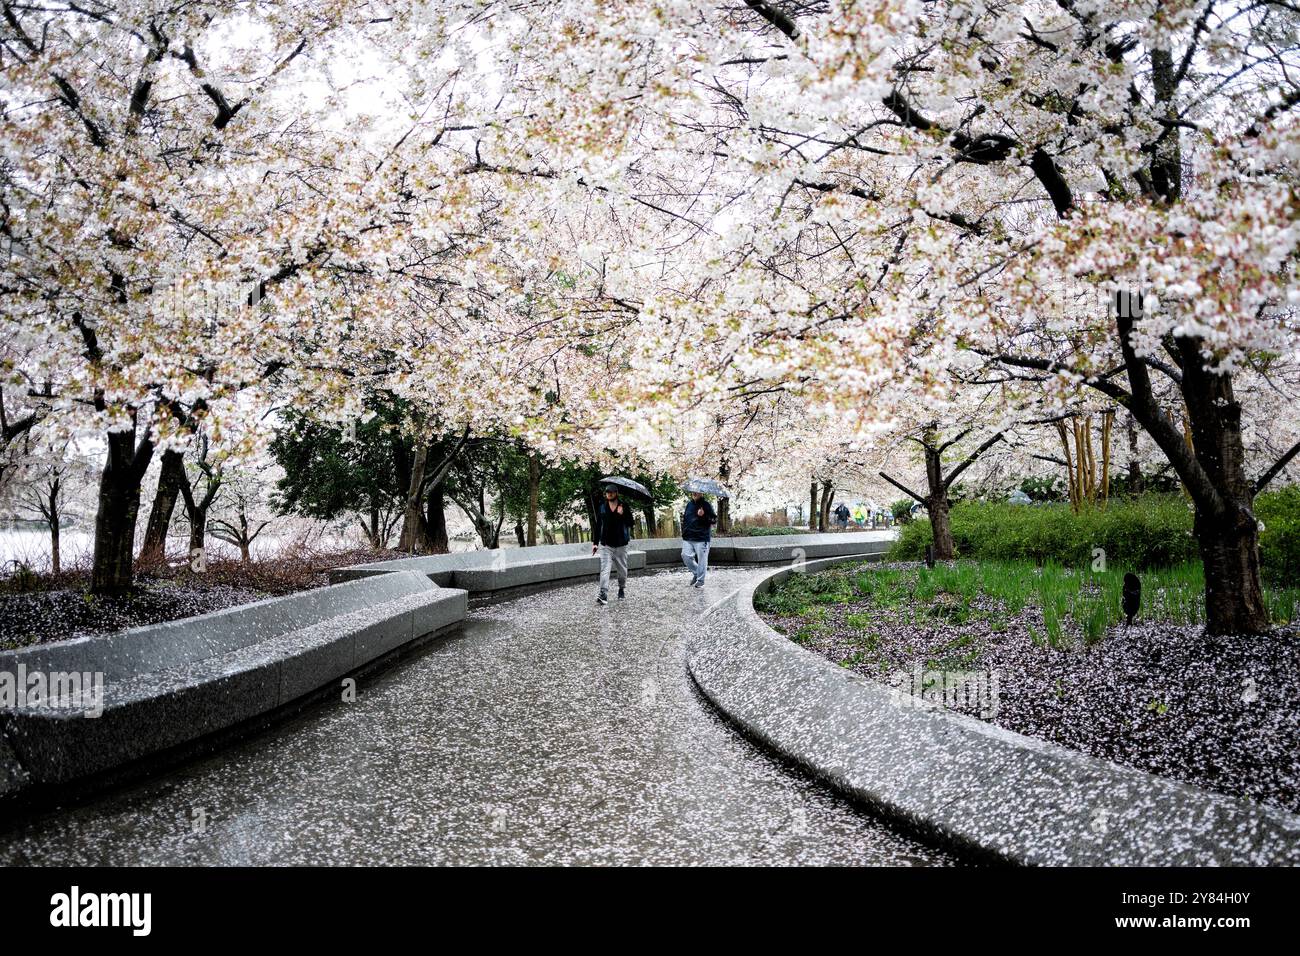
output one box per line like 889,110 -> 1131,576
330,532 -> 894,582
1,572 -> 466,800
686,556 -> 1300,865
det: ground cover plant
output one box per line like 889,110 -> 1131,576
757,560 -> 1300,813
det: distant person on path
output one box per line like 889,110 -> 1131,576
681,492 -> 716,588
593,484 -> 635,605
834,502 -> 850,531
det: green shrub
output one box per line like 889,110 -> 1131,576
1257,486 -> 1300,586
742,526 -> 804,536
891,488 -> 1300,583
891,499 -> 915,524
892,496 -> 1196,570
1018,476 -> 1066,502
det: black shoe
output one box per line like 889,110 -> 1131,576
618,587 -> 626,600
597,592 -> 608,605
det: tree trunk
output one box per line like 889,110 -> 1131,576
188,505 -> 208,554
1100,410 -> 1113,504
426,483 -> 449,553
1196,507 -> 1269,634
450,485 -> 501,550
48,494 -> 60,576
641,501 -> 656,539
1056,420 -> 1079,512
140,448 -> 185,563
179,466 -> 219,562
91,426 -> 154,595
809,481 -> 818,530
927,494 -> 955,561
1126,413 -> 1143,494
717,458 -> 731,534
584,488 -> 599,539
1177,347 -> 1271,634
527,453 -> 540,546
818,479 -> 833,531
398,444 -> 431,553
478,516 -> 500,549
514,519 -> 526,548
923,444 -> 955,560
368,498 -> 382,549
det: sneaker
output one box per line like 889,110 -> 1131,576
693,580 -> 705,589
617,587 -> 626,600
597,591 -> 608,605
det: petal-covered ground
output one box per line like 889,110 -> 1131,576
0,582 -> 268,649
0,568 -> 952,865
761,561 -> 1300,814
0,548 -> 406,648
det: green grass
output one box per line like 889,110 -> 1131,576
925,631 -> 981,670
891,489 -> 1300,587
755,558 -> 1300,649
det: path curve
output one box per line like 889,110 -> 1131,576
0,567 -> 950,865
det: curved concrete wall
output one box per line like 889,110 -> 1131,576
330,532 -> 895,583
0,571 -> 456,683
686,556 -> 1300,866
2,572 -> 466,800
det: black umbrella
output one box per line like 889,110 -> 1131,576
683,477 -> 730,498
599,476 -> 653,502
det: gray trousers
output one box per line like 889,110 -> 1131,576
681,540 -> 709,583
598,544 -> 628,594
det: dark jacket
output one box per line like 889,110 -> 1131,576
682,498 -> 716,542
594,498 -> 635,547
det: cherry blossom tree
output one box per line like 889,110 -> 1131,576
7,0 -> 1299,639
0,0 -> 553,588
486,0 -> 1300,634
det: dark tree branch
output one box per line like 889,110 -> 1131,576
1114,312 -> 1223,513
1028,149 -> 1074,217
937,428 -> 973,454
879,470 -> 926,504
743,0 -> 800,39
1255,438 -> 1300,494
944,431 -> 1007,489
794,177 -> 881,202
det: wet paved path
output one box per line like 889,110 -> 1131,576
0,567 -> 950,865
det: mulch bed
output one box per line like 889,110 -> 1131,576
0,582 -> 268,649
0,547 -> 411,649
761,562 -> 1300,815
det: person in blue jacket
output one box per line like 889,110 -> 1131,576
592,484 -> 635,605
681,492 -> 716,588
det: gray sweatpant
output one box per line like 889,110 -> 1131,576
681,540 -> 709,584
598,544 -> 628,595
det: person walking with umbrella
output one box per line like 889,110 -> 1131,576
833,501 -> 851,531
681,479 -> 722,588
593,481 -> 637,605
